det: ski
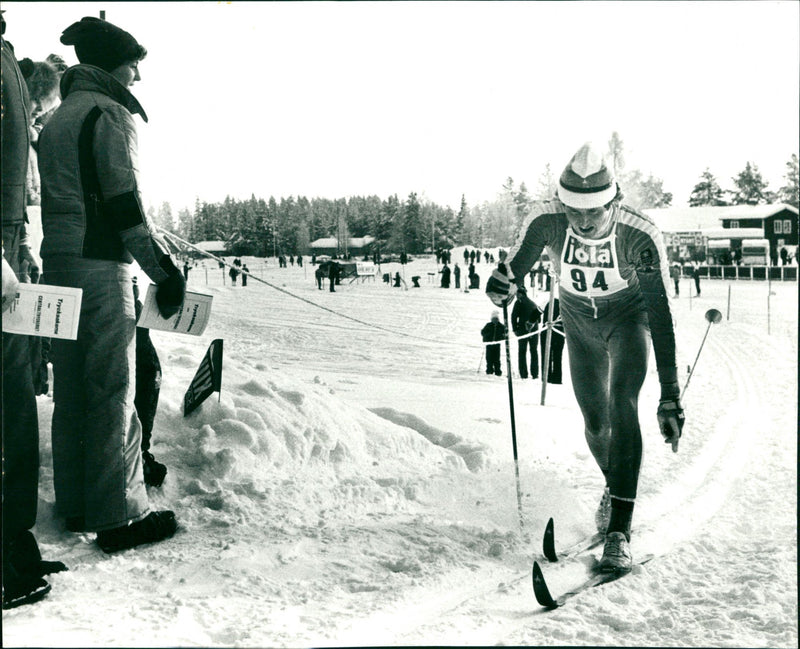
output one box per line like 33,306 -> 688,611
542,517 -> 604,562
532,554 -> 654,610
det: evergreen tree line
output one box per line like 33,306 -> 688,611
148,134 -> 798,256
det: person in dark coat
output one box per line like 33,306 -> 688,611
454,263 -> 461,289
328,261 -> 339,292
540,296 -> 565,384
315,265 -> 324,289
2,12 -> 67,610
691,261 -> 700,296
132,278 -> 167,488
229,264 -> 239,286
511,286 -> 541,379
440,262 -> 451,288
241,264 -> 249,287
481,311 -> 506,376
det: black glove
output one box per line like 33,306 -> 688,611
155,269 -> 186,319
657,397 -> 685,453
486,263 -> 516,307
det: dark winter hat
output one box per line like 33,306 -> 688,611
60,17 -> 146,72
557,142 -> 618,209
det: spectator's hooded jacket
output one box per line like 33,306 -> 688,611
38,64 -> 175,283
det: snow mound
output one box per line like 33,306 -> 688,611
369,407 -> 491,472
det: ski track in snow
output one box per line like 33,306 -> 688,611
2,256 -> 797,648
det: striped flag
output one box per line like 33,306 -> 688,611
183,339 -> 223,416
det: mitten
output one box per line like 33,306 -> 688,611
486,263 -> 516,307
155,268 -> 186,319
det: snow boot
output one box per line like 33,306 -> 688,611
595,486 -> 611,533
96,510 -> 177,554
142,451 -> 167,487
2,574 -> 51,610
598,531 -> 632,573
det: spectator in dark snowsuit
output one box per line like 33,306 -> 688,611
511,286 -> 541,379
315,266 -> 324,289
241,264 -> 249,287
481,311 -> 506,376
229,265 -> 239,285
454,263 -> 461,289
440,263 -> 451,288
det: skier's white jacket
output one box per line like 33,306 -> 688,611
506,198 -> 678,387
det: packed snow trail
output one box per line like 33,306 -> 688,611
2,259 -> 796,647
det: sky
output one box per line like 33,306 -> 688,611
4,0 -> 799,215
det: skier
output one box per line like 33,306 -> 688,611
486,142 -> 683,572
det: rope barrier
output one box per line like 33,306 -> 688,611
158,228 -> 482,348
156,227 -> 564,351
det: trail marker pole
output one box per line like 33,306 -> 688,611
726,284 -> 731,321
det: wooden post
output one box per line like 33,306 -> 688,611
540,287 -> 556,406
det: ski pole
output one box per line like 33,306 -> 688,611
681,308 -> 722,400
502,301 -> 527,540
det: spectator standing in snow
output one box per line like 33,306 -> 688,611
691,261 -> 701,296
38,17 -> 182,553
670,262 -> 681,297
454,262 -> 461,289
440,262 -> 451,288
481,311 -> 506,376
241,264 -> 249,286
228,264 -> 239,286
2,12 -> 68,610
329,261 -> 339,292
486,142 -> 682,573
315,265 -> 324,289
132,278 -> 167,487
511,286 -> 541,379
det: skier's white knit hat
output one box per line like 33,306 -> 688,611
557,142 -> 618,209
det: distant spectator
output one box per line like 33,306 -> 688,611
329,261 -> 339,292
393,271 -> 403,288
481,311 -> 506,376
183,261 -> 190,281
229,264 -> 239,286
315,265 -> 324,289
241,264 -> 249,287
454,263 -> 461,289
511,286 -> 541,379
440,262 -> 451,288
670,262 -> 681,296
297,255 -> 302,267
780,247 -> 789,266
691,261 -> 701,296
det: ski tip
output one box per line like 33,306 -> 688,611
543,517 -> 557,562
531,561 -> 559,609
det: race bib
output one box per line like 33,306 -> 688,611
560,227 -> 628,298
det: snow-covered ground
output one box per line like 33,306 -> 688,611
3,252 -> 797,647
